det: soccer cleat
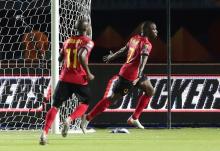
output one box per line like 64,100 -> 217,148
127,116 -> 144,129
61,119 -> 70,137
39,132 -> 47,145
80,114 -> 90,134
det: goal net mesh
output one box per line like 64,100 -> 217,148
0,0 -> 91,131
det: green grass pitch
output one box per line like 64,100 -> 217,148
0,128 -> 220,151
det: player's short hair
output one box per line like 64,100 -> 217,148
142,20 -> 155,30
75,17 -> 90,32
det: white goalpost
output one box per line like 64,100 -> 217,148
51,0 -> 60,134
0,0 -> 92,134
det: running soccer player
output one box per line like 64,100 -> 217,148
39,18 -> 94,145
80,21 -> 158,132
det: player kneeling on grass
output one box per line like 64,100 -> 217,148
39,18 -> 94,145
80,21 -> 158,133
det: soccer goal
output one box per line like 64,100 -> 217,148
0,0 -> 92,133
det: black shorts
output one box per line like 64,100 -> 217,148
52,81 -> 91,108
112,75 -> 148,96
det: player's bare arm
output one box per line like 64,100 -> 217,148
78,48 -> 94,81
133,54 -> 148,85
103,46 -> 127,63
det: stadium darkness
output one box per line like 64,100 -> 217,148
0,0 -> 220,63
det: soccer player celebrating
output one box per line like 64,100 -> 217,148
39,18 -> 94,145
80,21 -> 158,132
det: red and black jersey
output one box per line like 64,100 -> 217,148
60,35 -> 94,85
119,34 -> 152,81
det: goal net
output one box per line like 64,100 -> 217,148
0,0 -> 92,132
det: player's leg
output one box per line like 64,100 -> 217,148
81,76 -> 133,133
39,81 -> 71,145
86,76 -> 133,121
62,84 -> 90,137
80,93 -> 122,133
128,77 -> 154,129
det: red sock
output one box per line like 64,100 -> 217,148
43,107 -> 58,134
132,95 -> 151,120
70,103 -> 88,121
87,97 -> 111,121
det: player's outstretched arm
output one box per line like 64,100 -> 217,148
103,46 -> 127,63
78,48 -> 94,81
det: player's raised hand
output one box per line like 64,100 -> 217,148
103,50 -> 113,63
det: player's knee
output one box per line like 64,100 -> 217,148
147,87 -> 154,96
107,93 -> 121,102
79,99 -> 89,105
79,94 -> 91,105
143,87 -> 154,97
107,95 -> 116,102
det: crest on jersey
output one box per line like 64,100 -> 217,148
143,44 -> 149,49
142,44 -> 149,55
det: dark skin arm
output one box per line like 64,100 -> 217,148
103,46 -> 127,63
133,54 -> 148,85
78,48 -> 94,81
138,54 -> 148,77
